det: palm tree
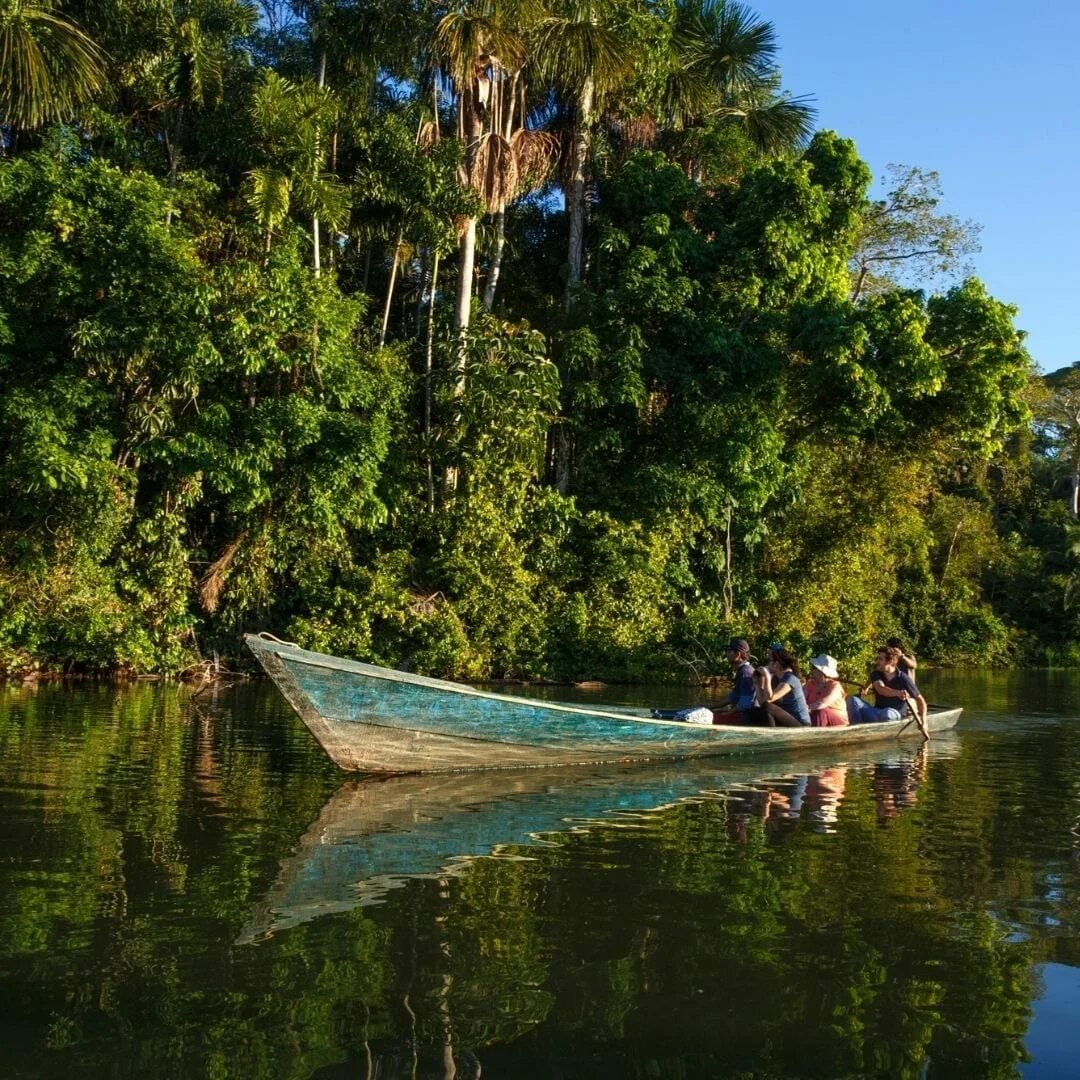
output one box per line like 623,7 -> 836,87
662,0 -> 815,178
243,69 -> 350,268
0,0 -> 105,130
1040,364 -> 1080,517
434,0 -> 533,334
532,0 -> 630,310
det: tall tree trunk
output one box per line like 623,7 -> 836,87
454,83 -> 483,337
328,126 -> 339,269
312,50 -> 328,276
554,423 -> 573,495
724,504 -> 734,622
940,520 -> 963,585
446,219 -> 473,494
564,76 -> 594,312
554,80 -> 595,491
454,217 -> 476,342
380,227 -> 404,347
425,250 -> 440,514
482,208 -> 506,310
165,103 -> 185,226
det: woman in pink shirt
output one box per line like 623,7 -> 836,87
804,654 -> 848,727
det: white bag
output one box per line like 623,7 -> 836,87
674,706 -> 714,725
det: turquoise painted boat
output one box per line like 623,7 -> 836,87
244,633 -> 963,775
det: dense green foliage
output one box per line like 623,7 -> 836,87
0,0 -> 1068,678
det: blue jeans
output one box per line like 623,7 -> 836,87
847,696 -> 902,725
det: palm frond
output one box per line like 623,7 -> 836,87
680,0 -> 777,97
469,132 -> 519,212
719,94 -> 817,153
511,127 -> 559,188
244,167 -> 292,232
0,0 -> 106,127
418,119 -> 440,149
435,9 -> 526,89
532,14 -> 631,99
660,64 -> 715,130
612,112 -> 659,150
293,171 -> 352,232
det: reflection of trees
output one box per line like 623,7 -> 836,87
1,681 -> 1073,1076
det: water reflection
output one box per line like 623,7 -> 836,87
0,679 -> 1078,1078
872,749 -> 927,826
240,742 -> 955,942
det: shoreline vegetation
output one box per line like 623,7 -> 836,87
2,1 -> 1079,683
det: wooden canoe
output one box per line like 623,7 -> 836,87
244,633 -> 963,775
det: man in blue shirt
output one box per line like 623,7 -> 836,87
848,646 -> 929,739
724,638 -> 757,721
652,637 -> 756,724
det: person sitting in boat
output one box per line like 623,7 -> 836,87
655,637 -> 756,724
886,637 -> 917,675
709,638 -> 757,724
748,648 -> 811,727
848,647 -> 929,736
859,636 -> 917,694
804,655 -> 848,727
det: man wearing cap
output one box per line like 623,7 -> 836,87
712,638 -> 757,725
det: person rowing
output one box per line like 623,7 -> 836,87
848,646 -> 929,739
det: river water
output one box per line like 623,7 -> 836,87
1,670 -> 1078,1078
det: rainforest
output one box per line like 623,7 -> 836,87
1,0 -> 1076,680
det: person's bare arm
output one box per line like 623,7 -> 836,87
819,682 -> 844,710
766,679 -> 793,706
753,667 -> 772,706
871,677 -> 908,700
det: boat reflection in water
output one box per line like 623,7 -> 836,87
726,747 -> 936,840
239,736 -> 958,943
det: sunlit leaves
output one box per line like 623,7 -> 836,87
243,70 -> 351,247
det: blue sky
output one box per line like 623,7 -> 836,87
766,0 -> 1079,374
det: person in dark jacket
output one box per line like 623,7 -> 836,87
654,637 -> 756,725
726,638 -> 757,717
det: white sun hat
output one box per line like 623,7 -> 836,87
809,654 -> 840,679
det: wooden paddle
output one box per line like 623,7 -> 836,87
893,695 -> 930,740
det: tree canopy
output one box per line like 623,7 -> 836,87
0,0 -> 1066,678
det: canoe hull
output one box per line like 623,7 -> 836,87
245,634 -> 962,774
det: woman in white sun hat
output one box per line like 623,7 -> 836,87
804,654 -> 848,727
